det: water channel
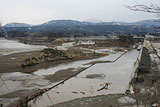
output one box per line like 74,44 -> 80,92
0,38 -> 139,106
30,50 -> 139,107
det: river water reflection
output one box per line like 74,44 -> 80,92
0,38 -> 46,56
0,38 -> 139,106
30,50 -> 139,107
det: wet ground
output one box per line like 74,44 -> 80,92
0,49 -> 138,106
43,40 -> 160,107
0,52 -> 120,106
49,94 -> 136,107
0,38 -> 46,56
29,50 -> 139,107
0,72 -> 50,106
33,51 -> 119,76
0,38 -> 141,107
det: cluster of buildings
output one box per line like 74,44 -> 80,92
14,34 -> 160,45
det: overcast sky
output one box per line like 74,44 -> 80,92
0,0 -> 160,25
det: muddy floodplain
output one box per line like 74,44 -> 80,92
1,38 -> 160,107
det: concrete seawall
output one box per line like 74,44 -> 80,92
127,40 -> 147,91
127,39 -> 160,106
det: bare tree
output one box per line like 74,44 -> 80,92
126,2 -> 160,29
126,3 -> 160,14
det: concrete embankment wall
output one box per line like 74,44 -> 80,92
128,40 -> 150,90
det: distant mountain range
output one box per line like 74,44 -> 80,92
4,23 -> 32,27
3,19 -> 160,27
85,19 -> 102,23
1,19 -> 160,37
130,20 -> 160,27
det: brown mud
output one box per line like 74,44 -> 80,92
45,68 -> 85,82
0,50 -> 105,73
85,74 -> 106,79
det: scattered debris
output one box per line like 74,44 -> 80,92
56,92 -> 60,94
72,91 -> 79,94
85,74 -> 105,79
46,92 -> 54,105
80,92 -> 85,95
97,82 -> 112,91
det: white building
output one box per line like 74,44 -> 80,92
77,40 -> 95,45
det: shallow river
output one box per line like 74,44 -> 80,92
0,39 -> 139,106
0,38 -> 46,56
30,50 -> 139,107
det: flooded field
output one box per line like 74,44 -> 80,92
0,49 -> 138,106
0,38 -> 46,56
34,52 -> 121,76
30,50 -> 139,107
0,72 -> 50,106
0,38 -> 140,106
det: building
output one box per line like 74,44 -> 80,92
77,40 -> 95,45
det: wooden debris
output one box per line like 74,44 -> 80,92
97,82 -> 112,91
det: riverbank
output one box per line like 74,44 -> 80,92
41,41 -> 160,107
0,50 -> 131,107
0,38 -> 139,107
0,49 -> 106,73
49,94 -> 138,107
25,50 -> 139,107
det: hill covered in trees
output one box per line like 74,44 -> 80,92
2,19 -> 160,38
